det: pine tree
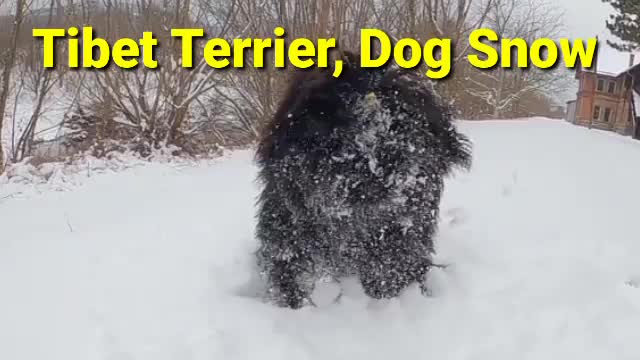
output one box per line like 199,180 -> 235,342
604,0 -> 640,51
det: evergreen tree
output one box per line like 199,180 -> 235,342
604,0 -> 640,51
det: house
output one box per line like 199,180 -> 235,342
566,47 -> 640,138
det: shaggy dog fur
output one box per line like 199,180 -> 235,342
254,53 -> 472,309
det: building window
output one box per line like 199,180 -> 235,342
593,105 -> 601,120
607,81 -> 616,94
603,107 -> 614,123
597,79 -> 605,92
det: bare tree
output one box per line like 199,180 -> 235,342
0,0 -> 572,167
74,0 -> 241,155
366,0 -> 493,62
223,0 -> 497,128
463,0 -> 569,118
222,0 -> 378,132
11,0 -> 68,162
0,0 -> 26,172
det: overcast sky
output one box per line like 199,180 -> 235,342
561,0 -> 612,40
560,0 -> 629,69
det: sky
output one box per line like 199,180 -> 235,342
560,0 -> 640,74
562,0 -> 613,40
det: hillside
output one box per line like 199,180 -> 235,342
2,118 -> 640,360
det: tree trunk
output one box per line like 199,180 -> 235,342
493,69 -> 505,119
15,80 -> 49,162
0,0 -> 25,173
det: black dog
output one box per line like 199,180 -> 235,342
254,53 -> 471,309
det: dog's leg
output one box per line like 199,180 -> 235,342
355,220 -> 436,300
255,185 -> 316,309
257,231 -> 313,309
355,234 -> 407,299
267,258 -> 309,309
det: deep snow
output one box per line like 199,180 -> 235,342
2,118 -> 640,360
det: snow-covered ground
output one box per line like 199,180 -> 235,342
2,118 -> 640,360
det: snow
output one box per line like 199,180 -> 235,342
2,118 -> 640,360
